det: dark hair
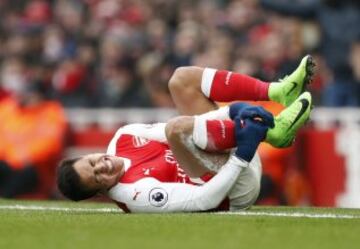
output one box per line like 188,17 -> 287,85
57,157 -> 98,201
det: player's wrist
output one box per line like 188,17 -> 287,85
229,154 -> 249,168
235,143 -> 257,162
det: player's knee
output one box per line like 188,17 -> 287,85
242,182 -> 261,208
168,66 -> 195,94
230,185 -> 260,210
229,170 -> 261,210
165,116 -> 193,141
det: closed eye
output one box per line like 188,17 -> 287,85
89,160 -> 101,183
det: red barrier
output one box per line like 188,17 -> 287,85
301,129 -> 346,207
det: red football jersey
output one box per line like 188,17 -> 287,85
106,123 -> 231,213
115,133 -> 196,184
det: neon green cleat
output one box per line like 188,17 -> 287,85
269,55 -> 315,107
265,92 -> 312,148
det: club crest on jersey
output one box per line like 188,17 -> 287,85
149,188 -> 168,207
132,136 -> 150,148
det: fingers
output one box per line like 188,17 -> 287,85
234,115 -> 268,143
239,106 -> 274,128
234,115 -> 242,129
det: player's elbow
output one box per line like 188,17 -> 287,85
199,197 -> 220,211
195,191 -> 223,211
169,67 -> 190,92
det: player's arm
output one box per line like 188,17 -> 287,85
108,155 -> 248,213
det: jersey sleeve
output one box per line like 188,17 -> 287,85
123,123 -> 167,142
107,123 -> 167,155
108,156 -> 247,213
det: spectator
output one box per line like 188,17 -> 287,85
349,39 -> 360,104
0,58 -> 67,198
260,0 -> 360,106
0,0 -> 358,107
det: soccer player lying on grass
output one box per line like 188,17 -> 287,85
57,55 -> 315,213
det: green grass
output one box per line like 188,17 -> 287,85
1,199 -> 360,249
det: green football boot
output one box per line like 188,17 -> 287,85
265,92 -> 312,148
269,55 -> 315,107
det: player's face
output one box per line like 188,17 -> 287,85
73,153 -> 125,192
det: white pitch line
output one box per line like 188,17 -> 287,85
0,204 -> 359,219
0,205 -> 120,213
218,211 -> 360,219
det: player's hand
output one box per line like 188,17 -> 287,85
236,106 -> 275,128
234,106 -> 274,162
229,102 -> 251,120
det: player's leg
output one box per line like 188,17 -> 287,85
166,90 -> 313,209
168,66 -> 269,115
169,55 -> 315,115
192,91 -> 313,150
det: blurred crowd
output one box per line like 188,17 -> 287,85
0,0 -> 359,200
0,0 -> 359,108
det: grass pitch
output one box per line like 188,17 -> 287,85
1,199 -> 360,249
